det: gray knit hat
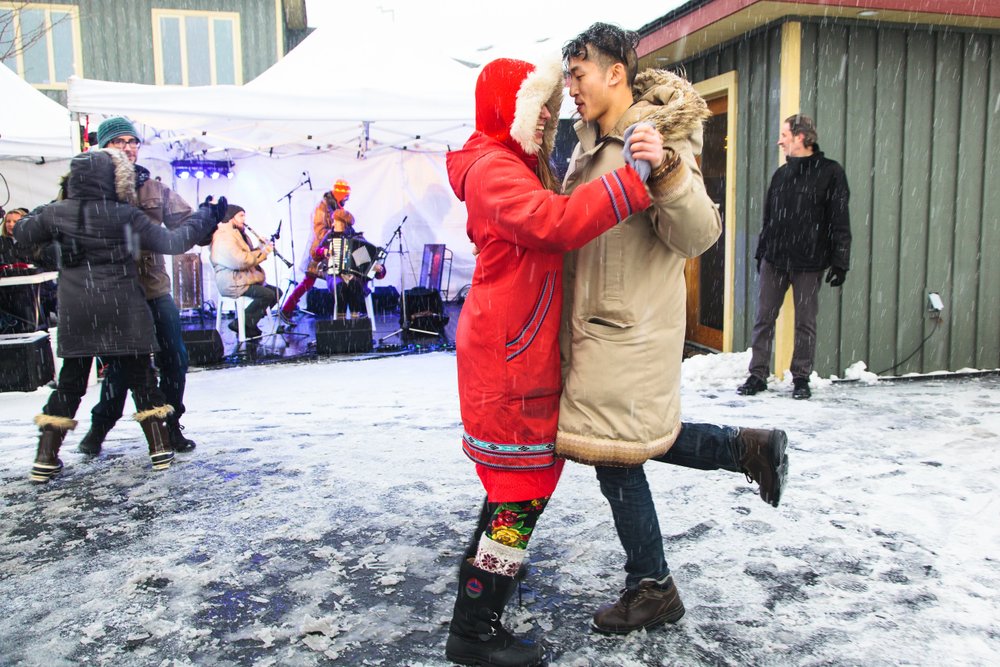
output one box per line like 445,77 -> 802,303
222,204 -> 245,223
96,117 -> 139,148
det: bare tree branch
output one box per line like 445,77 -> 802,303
1,2 -> 74,70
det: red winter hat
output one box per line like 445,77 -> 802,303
475,56 -> 563,164
332,179 -> 351,204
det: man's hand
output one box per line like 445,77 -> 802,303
825,266 -> 847,287
626,124 -> 665,173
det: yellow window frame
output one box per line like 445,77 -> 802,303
151,8 -> 242,86
0,2 -> 83,90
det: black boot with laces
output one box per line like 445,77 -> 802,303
166,420 -> 197,452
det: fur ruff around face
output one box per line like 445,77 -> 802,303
101,147 -> 139,206
510,54 -> 564,156
628,69 -> 711,143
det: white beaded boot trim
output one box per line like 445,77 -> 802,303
473,533 -> 526,577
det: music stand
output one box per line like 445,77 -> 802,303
377,217 -> 440,346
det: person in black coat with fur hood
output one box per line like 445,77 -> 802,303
14,148 -> 224,483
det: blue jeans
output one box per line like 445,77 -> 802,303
91,294 -> 188,427
595,422 -> 740,588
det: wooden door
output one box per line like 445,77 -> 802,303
685,95 -> 728,350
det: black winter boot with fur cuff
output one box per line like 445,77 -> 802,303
30,414 -> 76,483
135,406 -> 175,471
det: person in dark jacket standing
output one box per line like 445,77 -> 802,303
77,117 -> 202,455
14,148 -> 222,482
738,114 -> 851,400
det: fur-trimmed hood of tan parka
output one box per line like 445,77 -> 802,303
555,69 -> 722,467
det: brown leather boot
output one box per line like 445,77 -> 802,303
30,414 -> 76,483
591,575 -> 685,634
736,428 -> 789,507
136,406 -> 175,471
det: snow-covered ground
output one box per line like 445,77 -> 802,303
1,350 -> 998,666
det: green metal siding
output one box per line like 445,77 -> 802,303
677,19 -> 1000,375
980,36 -> 1000,369
40,0 -> 282,103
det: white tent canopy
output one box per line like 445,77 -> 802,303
67,26 -> 480,158
0,64 -> 74,159
64,25 -> 487,298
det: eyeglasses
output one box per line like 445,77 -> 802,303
108,137 -> 141,148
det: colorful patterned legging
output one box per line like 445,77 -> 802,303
470,497 -> 549,577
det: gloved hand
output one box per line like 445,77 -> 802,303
825,266 -> 847,287
199,195 -> 229,223
621,122 -> 656,182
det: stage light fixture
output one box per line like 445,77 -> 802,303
171,159 -> 234,180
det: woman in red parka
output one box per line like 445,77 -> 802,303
443,56 -> 660,666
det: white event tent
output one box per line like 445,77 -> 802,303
65,25 -> 486,300
0,64 -> 75,209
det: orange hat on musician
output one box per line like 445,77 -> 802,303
332,179 -> 351,205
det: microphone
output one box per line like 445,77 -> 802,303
303,171 -> 312,189
274,220 -> 282,240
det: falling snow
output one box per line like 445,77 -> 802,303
1,350 -> 998,665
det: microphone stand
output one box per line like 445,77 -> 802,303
276,175 -> 311,285
378,216 -> 437,346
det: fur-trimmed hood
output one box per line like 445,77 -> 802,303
614,69 -> 711,143
509,55 -> 563,156
472,55 -> 563,163
64,148 -> 138,205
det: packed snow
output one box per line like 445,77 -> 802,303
1,350 -> 998,666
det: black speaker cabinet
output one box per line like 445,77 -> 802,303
371,285 -> 400,315
181,328 -> 224,366
306,287 -> 335,318
316,318 -> 373,355
402,287 -> 449,337
0,331 -> 54,392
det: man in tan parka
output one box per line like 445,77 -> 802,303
556,23 -> 790,635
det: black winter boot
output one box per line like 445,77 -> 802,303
136,406 -> 176,471
166,419 -> 197,452
30,415 -> 76,483
735,428 -> 789,507
445,559 -> 544,667
78,419 -> 114,456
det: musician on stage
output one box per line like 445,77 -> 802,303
278,178 -> 351,324
318,208 -> 386,319
209,204 -> 281,338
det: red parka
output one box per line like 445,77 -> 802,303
446,57 -> 651,502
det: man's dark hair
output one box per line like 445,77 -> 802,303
562,22 -> 640,86
785,114 -> 818,148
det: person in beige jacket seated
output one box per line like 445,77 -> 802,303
210,205 -> 280,338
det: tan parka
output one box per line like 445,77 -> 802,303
210,221 -> 268,298
556,70 -> 722,467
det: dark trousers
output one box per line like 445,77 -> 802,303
334,277 -> 366,316
92,294 -> 187,428
748,260 -> 822,382
45,355 -> 165,420
242,284 -> 280,328
594,422 -> 741,589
